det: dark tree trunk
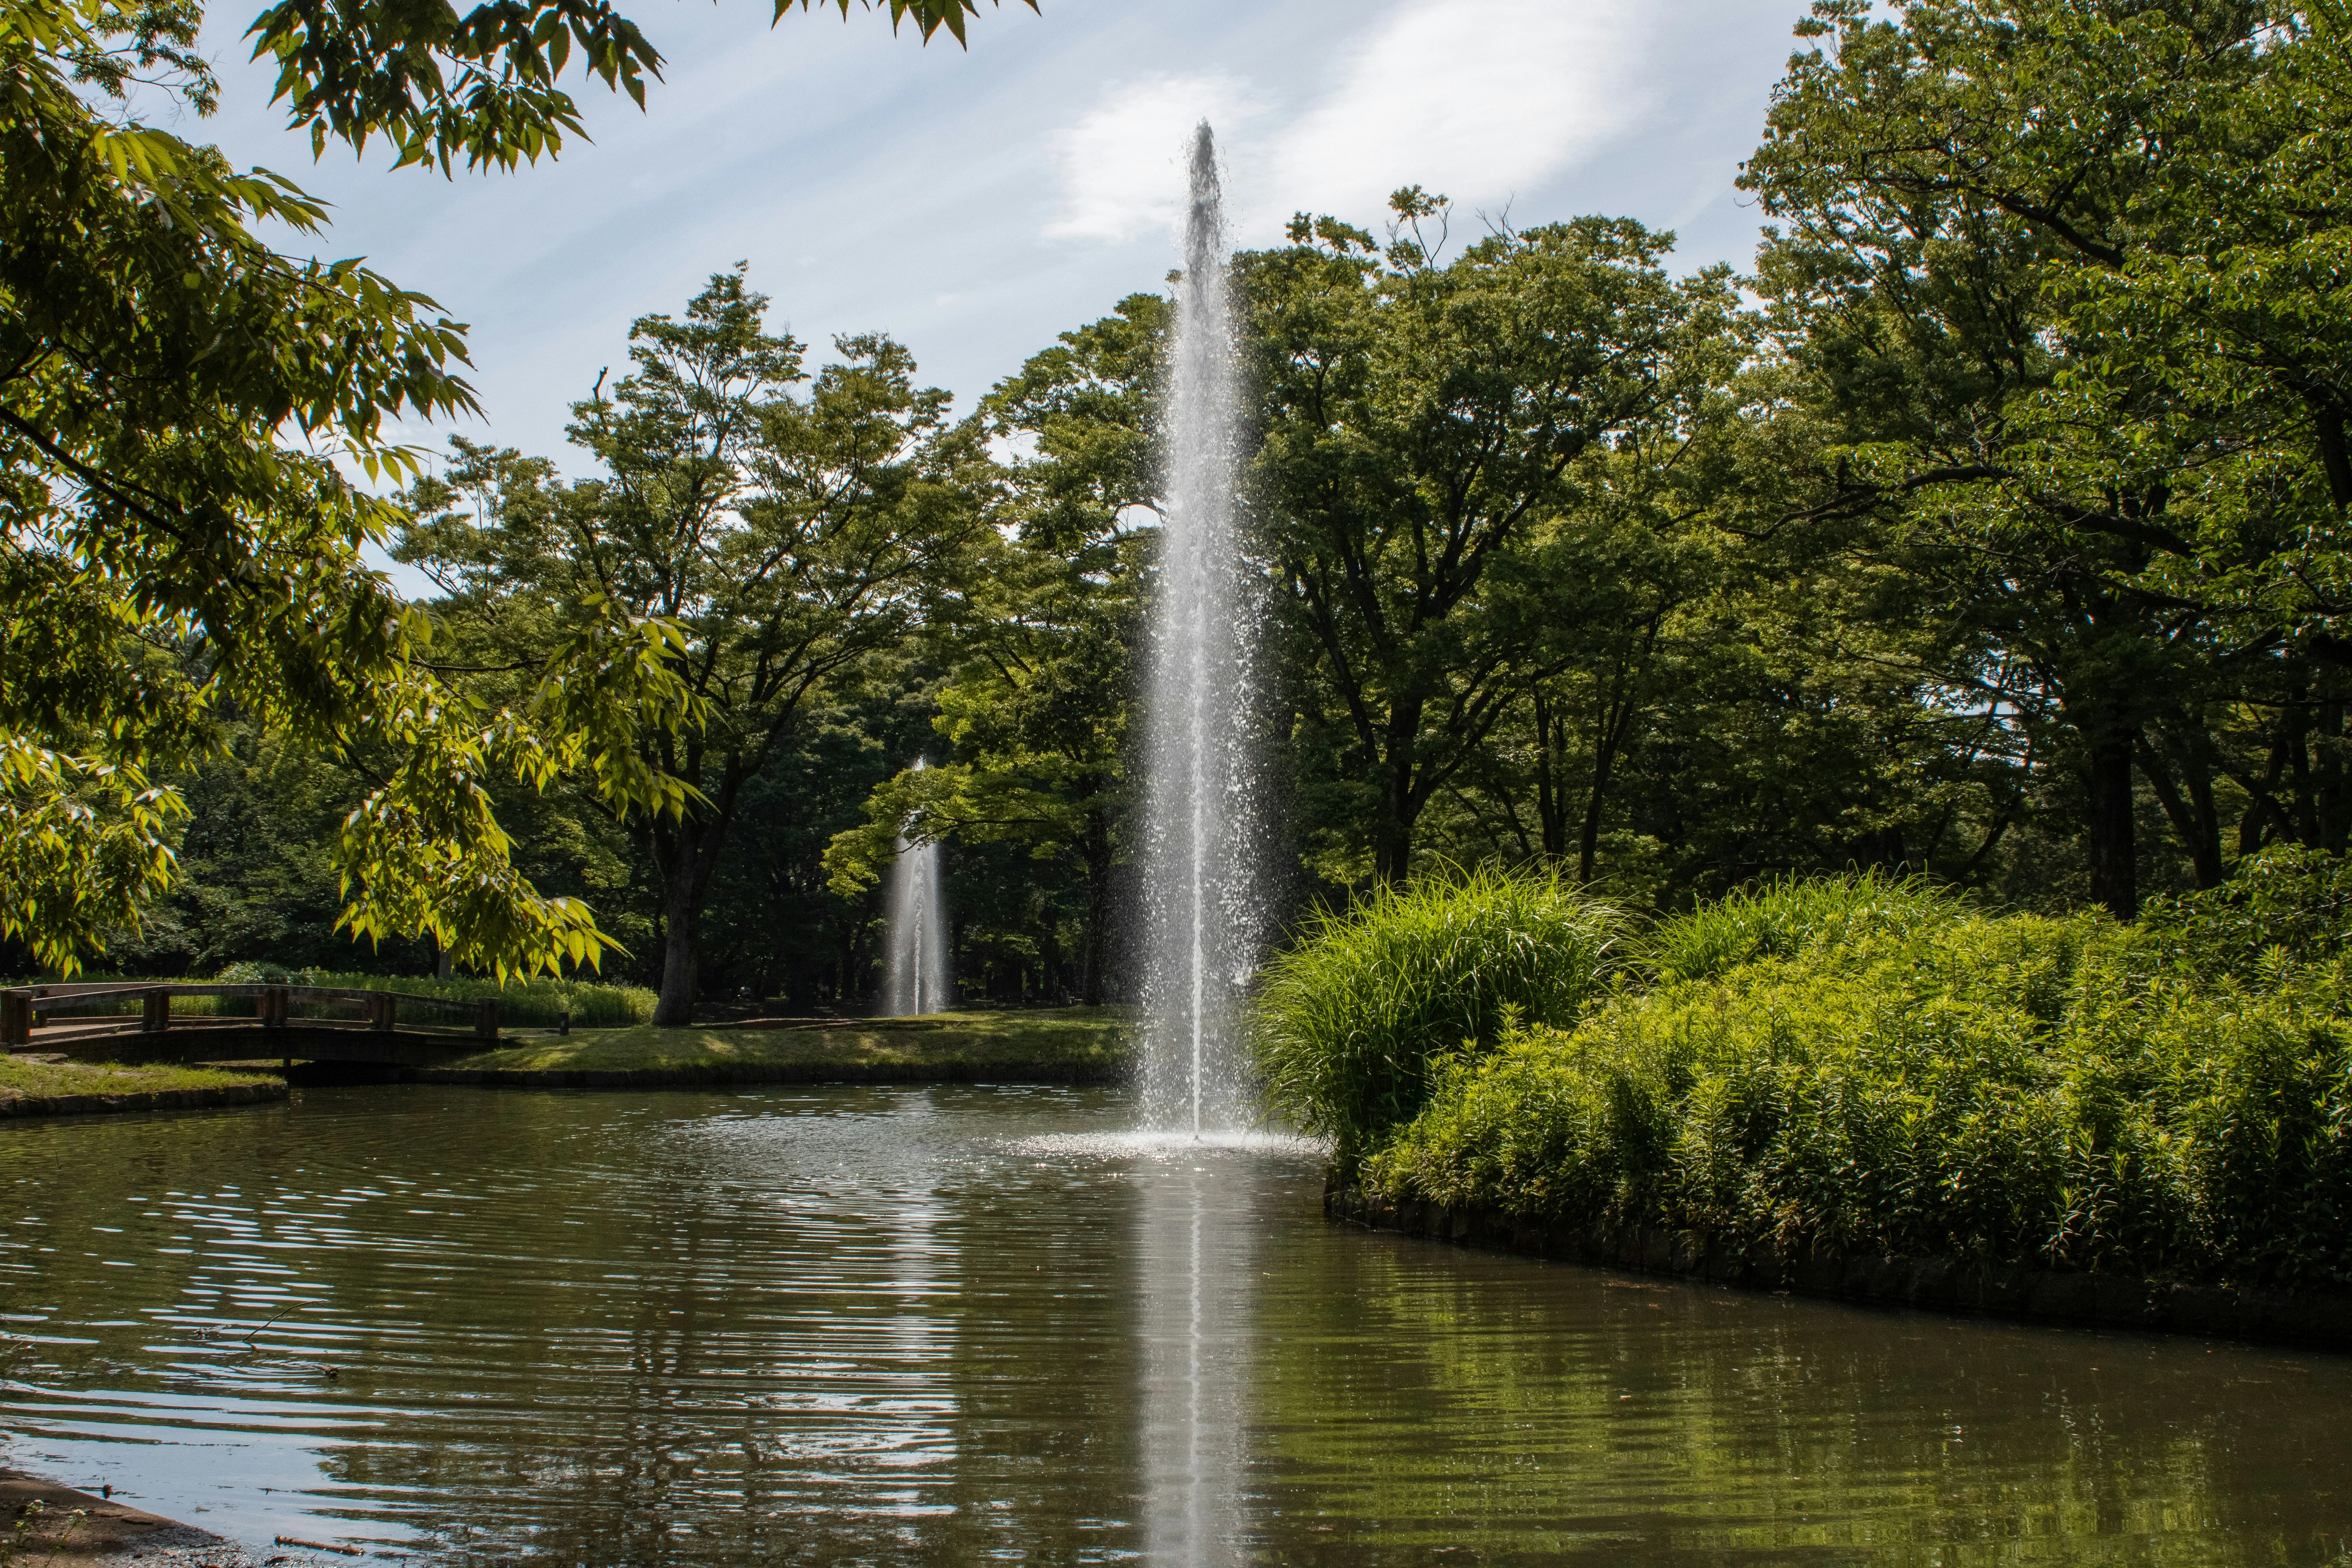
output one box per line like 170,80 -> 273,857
648,806 -> 735,1027
2237,724 -> 2295,857
653,883 -> 701,1025
1577,663 -> 1644,885
1372,715 -> 1422,884
1078,813 -> 1112,1007
2084,728 -> 2138,917
2137,732 -> 2225,889
1532,688 -> 1568,860
1372,819 -> 1412,885
2316,698 -> 2346,852
2315,401 -> 2352,510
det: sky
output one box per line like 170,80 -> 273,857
187,0 -> 1805,471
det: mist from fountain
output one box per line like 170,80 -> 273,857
880,758 -> 951,1016
1138,123 -> 1265,1137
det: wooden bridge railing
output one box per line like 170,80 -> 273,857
0,983 -> 498,1049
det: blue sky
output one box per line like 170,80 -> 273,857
191,0 -> 1804,468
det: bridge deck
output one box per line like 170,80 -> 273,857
5,982 -> 514,1069
24,1019 -> 492,1065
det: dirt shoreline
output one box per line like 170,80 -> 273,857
0,1468 -> 393,1564
1,1467 -> 230,1562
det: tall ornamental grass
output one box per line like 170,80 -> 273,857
1362,866 -> 2352,1290
1250,866 -> 1623,1161
1643,870 -> 1975,983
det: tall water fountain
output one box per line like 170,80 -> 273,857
1138,122 -> 1265,1137
881,759 -> 951,1015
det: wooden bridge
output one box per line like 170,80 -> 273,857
0,982 -> 511,1069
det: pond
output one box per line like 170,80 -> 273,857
3,1083 -> 2348,1564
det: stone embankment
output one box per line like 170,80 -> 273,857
1328,1183 -> 2352,1350
0,1080 -> 286,1120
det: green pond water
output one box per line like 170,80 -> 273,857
2,1083 -> 2348,1564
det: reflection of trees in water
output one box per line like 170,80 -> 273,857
368,1089 -> 977,1565
922,1147 -> 1145,1561
1245,1237 -> 2329,1565
13,1093 -> 2352,1565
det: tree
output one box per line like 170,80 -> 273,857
2,0 -> 700,975
400,271 -> 991,1022
1243,193 -> 1742,883
1737,0 -> 2343,914
245,0 -> 1036,175
3,0 -> 1035,976
824,295 -> 1162,1003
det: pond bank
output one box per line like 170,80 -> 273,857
1328,1183 -> 2352,1350
3,1009 -> 1134,1116
0,1058 -> 285,1121
401,1009 -> 1132,1088
0,1466 -> 247,1561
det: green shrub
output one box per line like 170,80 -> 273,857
2138,844 -> 2352,978
287,970 -> 657,1028
1364,902 -> 2352,1289
1250,865 -> 1625,1163
30,968 -> 656,1029
1643,869 -> 1975,984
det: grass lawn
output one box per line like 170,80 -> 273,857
447,1006 -> 1134,1074
0,1055 -> 281,1103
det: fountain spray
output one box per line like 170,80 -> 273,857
1139,123 -> 1265,1136
881,758 -> 951,1016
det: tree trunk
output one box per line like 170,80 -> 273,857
653,882 -> 701,1026
2083,728 -> 2138,918
1078,810 -> 1112,1007
1372,817 -> 1413,885
649,808 -> 733,1027
1577,668 -> 1644,885
2136,733 -> 2224,889
2314,401 -> 2352,510
2316,698 -> 2346,853
1531,687 -> 1568,859
1372,717 -> 1422,884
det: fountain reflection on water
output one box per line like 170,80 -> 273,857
1138,121 -> 1265,1140
1138,1157 -> 1256,1568
880,757 -> 951,1016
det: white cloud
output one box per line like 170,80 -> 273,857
1046,0 -> 1656,248
1044,72 -> 1264,242
1267,0 -> 1652,229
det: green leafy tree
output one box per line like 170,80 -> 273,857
246,0 -> 1036,174
1739,0 -> 2352,912
1243,192 -> 1743,884
2,0 -> 697,975
824,296 -> 1161,1002
401,272 -> 992,1023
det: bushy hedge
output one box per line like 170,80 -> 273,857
43,967 -> 658,1029
1251,866 -> 1624,1161
233,967 -> 658,1028
1264,860 -> 2352,1289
